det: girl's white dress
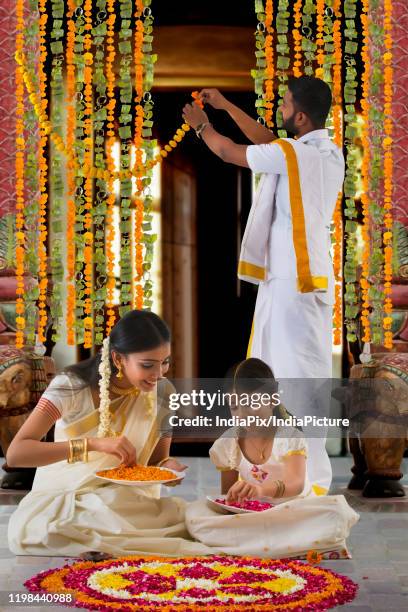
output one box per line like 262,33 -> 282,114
185,427 -> 359,559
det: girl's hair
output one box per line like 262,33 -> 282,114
62,310 -> 171,391
225,357 -> 295,423
225,358 -> 278,396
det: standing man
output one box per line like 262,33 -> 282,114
182,76 -> 345,494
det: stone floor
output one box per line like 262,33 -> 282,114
0,456 -> 407,611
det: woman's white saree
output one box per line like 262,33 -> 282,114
8,381 -> 212,557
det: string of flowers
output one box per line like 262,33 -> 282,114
82,0 -> 94,349
22,0 -> 41,346
264,0 -> 274,128
360,0 -> 372,344
16,51 -> 190,183
73,0 -> 88,345
132,0 -> 145,310
97,336 -> 113,437
342,0 -> 360,342
315,0 -> 325,79
118,0 -> 134,315
48,0 -> 65,344
14,0 -> 26,349
139,1 -> 158,311
301,0 -> 316,77
292,0 -> 303,78
105,0 -> 117,336
36,0 -> 49,344
275,0 -> 289,137
253,1 -> 269,126
92,0 -> 109,346
66,0 -> 77,345
382,0 -> 394,349
367,0 -> 387,344
332,0 -> 343,345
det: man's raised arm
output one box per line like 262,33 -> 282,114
199,88 -> 275,145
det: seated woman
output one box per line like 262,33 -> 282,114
7,310 -> 212,558
186,358 -> 359,559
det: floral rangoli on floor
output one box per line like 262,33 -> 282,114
25,554 -> 358,611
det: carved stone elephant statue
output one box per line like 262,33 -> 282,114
0,346 -> 55,489
347,353 -> 408,498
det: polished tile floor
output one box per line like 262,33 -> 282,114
0,456 -> 407,611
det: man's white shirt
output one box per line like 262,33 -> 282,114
245,129 -> 345,304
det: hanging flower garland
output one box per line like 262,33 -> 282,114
22,0 -> 41,346
14,0 -> 26,349
342,0 -> 360,343
382,0 -> 394,349
105,0 -> 117,336
138,0 -> 158,311
92,0 -> 109,346
275,0 -> 289,137
36,0 -> 49,344
264,0 -> 274,128
292,0 -> 303,78
367,0 -> 386,345
132,0 -> 145,310
301,0 -> 316,77
253,1 -> 269,126
73,0 -> 88,346
118,0 -> 134,316
360,0 -> 372,344
82,0 -> 95,349
315,0 -> 325,79
332,0 -> 343,345
48,0 -> 66,344
66,0 -> 77,345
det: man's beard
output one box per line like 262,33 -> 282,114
282,112 -> 299,136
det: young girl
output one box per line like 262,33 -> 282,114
7,310 -> 211,558
186,358 -> 359,559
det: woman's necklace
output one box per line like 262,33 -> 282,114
110,382 -> 141,398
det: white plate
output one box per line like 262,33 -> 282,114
206,495 -> 275,514
95,466 -> 186,486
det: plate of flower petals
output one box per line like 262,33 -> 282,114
95,465 -> 185,486
206,495 -> 275,514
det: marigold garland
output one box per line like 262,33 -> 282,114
36,0 -> 48,345
83,0 -> 94,349
14,0 -> 26,349
105,0 -> 117,336
275,0 -> 289,137
315,0 -> 325,79
382,0 -> 394,349
133,0 -> 145,310
331,0 -> 343,346
360,0 -> 372,344
342,0 -> 360,343
292,0 -> 303,78
66,0 -> 77,345
264,0 -> 274,128
92,0 -> 109,346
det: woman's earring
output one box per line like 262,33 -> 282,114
116,364 -> 123,379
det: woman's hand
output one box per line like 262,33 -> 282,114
182,103 -> 209,130
226,480 -> 262,503
198,88 -> 229,110
89,436 -> 137,466
160,458 -> 188,487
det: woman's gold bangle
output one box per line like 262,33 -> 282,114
274,479 -> 286,498
68,438 -> 88,463
156,456 -> 171,467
